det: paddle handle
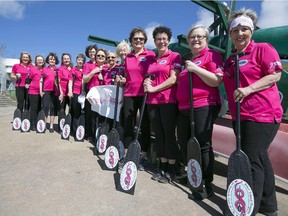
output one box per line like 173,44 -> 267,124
113,67 -> 124,128
188,70 -> 195,137
135,74 -> 155,140
235,52 -> 242,151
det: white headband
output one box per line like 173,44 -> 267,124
229,15 -> 254,33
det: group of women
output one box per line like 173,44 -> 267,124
11,8 -> 282,215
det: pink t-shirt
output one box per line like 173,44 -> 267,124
124,49 -> 156,97
42,66 -> 58,92
103,64 -> 125,85
177,47 -> 223,110
71,66 -> 83,95
146,50 -> 182,104
223,40 -> 283,123
83,61 -> 108,90
58,65 -> 72,96
11,64 -> 33,87
28,66 -> 42,95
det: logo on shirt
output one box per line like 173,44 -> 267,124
159,60 -> 167,65
173,63 -> 182,69
139,57 -> 147,61
270,61 -> 282,70
195,61 -> 201,66
239,60 -> 248,66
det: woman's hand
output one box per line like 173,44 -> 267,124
185,60 -> 199,73
67,91 -> 73,98
59,94 -> 64,102
233,87 -> 251,103
143,78 -> 155,93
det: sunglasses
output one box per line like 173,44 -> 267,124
97,55 -> 105,58
133,37 -> 145,41
107,56 -> 116,59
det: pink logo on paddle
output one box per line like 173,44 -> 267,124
37,120 -> 45,132
120,161 -> 137,191
76,126 -> 85,140
227,179 -> 254,216
13,117 -> 21,130
104,146 -> 119,169
187,159 -> 202,188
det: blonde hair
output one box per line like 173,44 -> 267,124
186,25 -> 210,43
116,40 -> 131,57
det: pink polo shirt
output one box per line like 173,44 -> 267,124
11,64 -> 33,87
146,50 -> 182,104
124,49 -> 156,97
42,66 -> 58,92
71,66 -> 83,95
177,47 -> 223,110
28,66 -> 42,95
58,65 -> 72,96
83,61 -> 108,90
103,64 -> 125,85
223,40 -> 283,123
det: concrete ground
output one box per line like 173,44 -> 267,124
0,106 -> 287,216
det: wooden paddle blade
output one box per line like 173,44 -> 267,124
61,114 -> 71,140
58,109 -> 65,132
96,121 -> 110,154
227,150 -> 253,188
21,110 -> 30,132
75,114 -> 85,142
187,137 -> 203,191
36,110 -> 46,133
117,140 -> 141,195
12,109 -> 22,130
104,129 -> 120,170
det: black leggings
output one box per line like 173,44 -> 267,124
232,120 -> 279,215
43,91 -> 58,117
147,104 -> 179,159
177,105 -> 220,184
16,87 -> 29,111
28,94 -> 41,127
123,96 -> 151,152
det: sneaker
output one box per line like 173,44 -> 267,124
151,170 -> 164,181
158,172 -> 175,184
118,158 -> 124,173
138,157 -> 148,171
188,184 -> 214,201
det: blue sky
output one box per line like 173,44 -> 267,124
1,0 -> 287,65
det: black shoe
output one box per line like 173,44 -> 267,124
49,128 -> 54,133
158,172 -> 175,184
258,210 -> 278,216
188,185 -> 214,201
151,170 -> 164,181
118,158 -> 124,173
31,126 -> 36,131
138,157 -> 148,171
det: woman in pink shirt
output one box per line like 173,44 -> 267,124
223,9 -> 283,215
177,25 -> 223,200
40,52 -> 63,133
11,52 -> 33,112
120,27 -> 155,171
144,26 -> 182,183
83,47 -> 108,142
58,53 -> 73,113
69,53 -> 86,135
27,55 -> 45,131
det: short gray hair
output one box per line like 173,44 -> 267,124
228,8 -> 257,30
186,24 -> 210,43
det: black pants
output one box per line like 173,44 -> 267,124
232,120 -> 279,214
123,96 -> 151,152
177,105 -> 220,185
85,98 -> 100,138
28,94 -> 41,127
147,104 -> 179,159
43,91 -> 58,117
16,87 -> 29,112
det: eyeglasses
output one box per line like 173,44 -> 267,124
133,37 -> 145,41
107,56 -> 116,59
97,55 -> 105,58
189,35 -> 206,40
155,37 -> 168,42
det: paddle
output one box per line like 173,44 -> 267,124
12,77 -> 22,131
116,74 -> 154,195
95,117 -> 110,155
74,93 -> 86,142
21,81 -> 30,133
187,65 -> 203,192
226,52 -> 254,216
55,69 -> 65,132
36,74 -> 46,133
104,66 -> 124,170
61,74 -> 76,140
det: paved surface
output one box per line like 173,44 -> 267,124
0,106 -> 288,216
